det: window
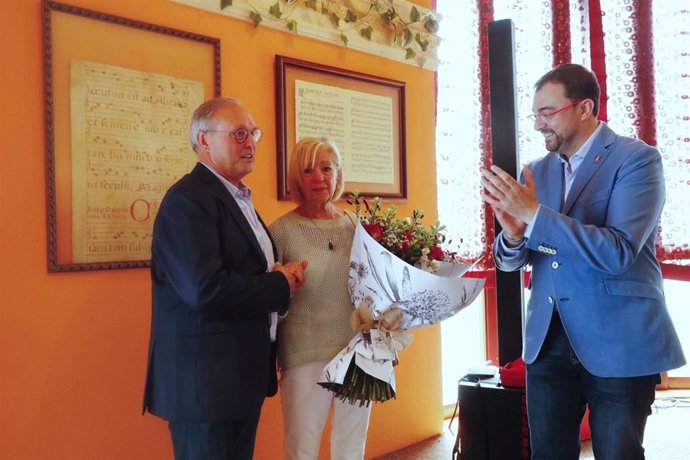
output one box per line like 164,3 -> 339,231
441,291 -> 486,406
664,280 -> 690,380
435,2 -> 488,408
436,0 -> 690,387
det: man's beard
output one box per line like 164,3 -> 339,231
542,129 -> 562,153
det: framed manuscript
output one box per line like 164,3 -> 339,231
43,1 -> 220,272
275,55 -> 407,201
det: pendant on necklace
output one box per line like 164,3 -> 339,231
309,216 -> 335,251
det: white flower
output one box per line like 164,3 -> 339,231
418,255 -> 440,273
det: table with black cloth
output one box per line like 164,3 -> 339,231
456,375 -> 530,460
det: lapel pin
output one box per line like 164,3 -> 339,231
594,154 -> 602,163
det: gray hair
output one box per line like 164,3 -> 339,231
189,97 -> 243,153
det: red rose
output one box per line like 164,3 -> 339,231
401,240 -> 411,253
364,223 -> 384,241
428,245 -> 445,261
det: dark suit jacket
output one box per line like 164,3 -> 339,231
143,163 -> 290,422
494,124 -> 685,377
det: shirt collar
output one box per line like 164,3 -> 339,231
200,162 -> 252,199
558,121 -> 604,166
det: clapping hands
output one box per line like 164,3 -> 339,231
273,260 -> 309,295
480,165 -> 538,241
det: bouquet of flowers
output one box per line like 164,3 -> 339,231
350,192 -> 463,273
318,193 -> 484,406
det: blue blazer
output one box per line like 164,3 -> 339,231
143,163 -> 290,422
495,124 -> 685,377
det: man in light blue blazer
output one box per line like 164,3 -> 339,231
481,64 -> 685,460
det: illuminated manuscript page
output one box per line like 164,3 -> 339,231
295,80 -> 394,185
70,60 -> 203,263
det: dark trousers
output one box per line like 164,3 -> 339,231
526,310 -> 659,460
168,418 -> 260,460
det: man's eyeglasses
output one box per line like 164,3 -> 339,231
527,101 -> 581,123
204,128 -> 263,144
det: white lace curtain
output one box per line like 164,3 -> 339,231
436,0 -> 690,267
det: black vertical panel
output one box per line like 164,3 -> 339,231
488,19 -> 524,365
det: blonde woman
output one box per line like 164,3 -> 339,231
269,138 -> 370,459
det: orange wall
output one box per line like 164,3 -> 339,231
0,1 -> 441,458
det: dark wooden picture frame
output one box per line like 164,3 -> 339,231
43,1 -> 220,272
275,55 -> 407,201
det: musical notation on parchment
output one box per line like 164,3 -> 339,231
295,80 -> 395,185
70,60 -> 203,263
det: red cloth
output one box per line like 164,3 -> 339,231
500,357 -> 527,388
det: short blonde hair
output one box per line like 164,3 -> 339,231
288,137 -> 344,205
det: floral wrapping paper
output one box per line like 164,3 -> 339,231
318,224 -> 485,403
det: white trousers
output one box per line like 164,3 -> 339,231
280,360 -> 372,460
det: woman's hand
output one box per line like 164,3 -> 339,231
273,260 -> 309,295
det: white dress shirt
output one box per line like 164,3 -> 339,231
202,163 -> 279,341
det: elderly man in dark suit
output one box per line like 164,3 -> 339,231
143,97 -> 307,460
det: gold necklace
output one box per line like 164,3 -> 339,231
309,217 -> 335,250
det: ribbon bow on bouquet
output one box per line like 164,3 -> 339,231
318,297 -> 413,406
318,224 -> 484,406
350,297 -> 414,360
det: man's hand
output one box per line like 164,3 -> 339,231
481,165 -> 539,229
492,207 -> 527,245
273,260 -> 309,295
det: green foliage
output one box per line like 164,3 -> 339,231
380,8 -> 396,24
249,11 -> 262,27
402,28 -> 412,47
415,32 -> 428,52
287,19 -> 298,33
347,191 -> 452,269
220,0 -> 439,65
424,16 -> 439,34
409,5 -> 420,22
344,9 -> 358,23
318,353 -> 395,406
268,2 -> 282,19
